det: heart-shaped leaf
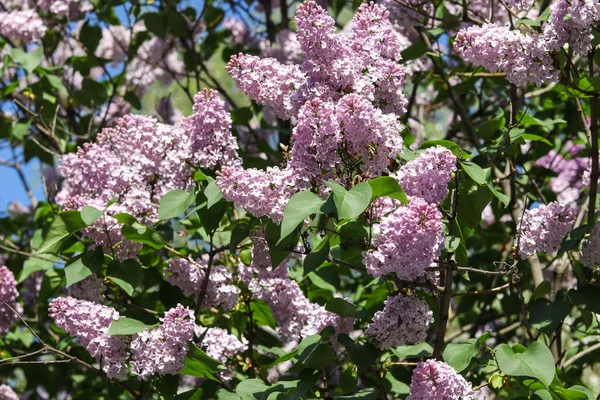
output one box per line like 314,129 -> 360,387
495,341 -> 555,386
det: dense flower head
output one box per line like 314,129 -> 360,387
38,0 -> 93,19
454,24 -> 556,86
227,54 -> 307,120
543,0 -> 600,56
223,18 -> 249,45
0,10 -> 47,44
180,89 -> 241,170
0,384 -> 18,400
582,224 -> 600,269
165,257 -> 240,310
516,201 -> 575,259
216,166 -> 297,223
66,274 -> 105,303
199,327 -> 247,364
408,359 -> 474,400
350,3 -> 403,61
130,304 -> 195,380
48,297 -> 128,378
366,294 -> 433,349
395,145 -> 457,203
535,150 -> 589,203
0,266 -> 18,335
364,197 -> 444,280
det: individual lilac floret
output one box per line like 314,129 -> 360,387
48,297 -> 129,378
216,166 -> 297,223
180,89 -> 241,170
165,257 -> 240,310
395,145 -> 457,204
408,359 -> 474,400
130,304 -> 195,380
516,201 -> 575,259
227,54 -> 307,120
0,266 -> 18,335
543,0 -> 600,56
582,224 -> 600,269
38,0 -> 92,19
66,274 -> 105,303
366,294 -> 433,349
0,384 -> 18,400
454,24 -> 556,86
364,198 -> 444,281
0,10 -> 47,44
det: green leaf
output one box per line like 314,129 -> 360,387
64,247 -> 104,287
367,176 -> 408,204
250,300 -> 276,329
37,211 -> 86,254
495,341 -> 555,386
325,181 -> 372,220
11,47 -> 43,74
295,335 -> 337,370
108,317 -> 158,336
235,379 -> 275,400
265,219 -> 298,268
181,344 -> 228,382
391,343 -> 433,360
443,339 -> 479,372
420,140 -> 469,158
158,190 -> 194,220
279,191 -> 325,242
487,182 -> 510,207
80,22 -> 102,51
143,12 -> 168,39
533,389 -> 553,400
121,223 -> 166,249
325,298 -> 356,319
303,241 -> 330,276
460,161 -> 487,185
17,258 -> 56,283
81,206 -> 103,225
456,181 -> 493,228
529,291 -> 571,335
569,286 -> 600,314
340,368 -> 358,394
107,259 -> 143,296
400,41 -> 428,62
231,107 -> 253,125
335,388 -> 378,399
205,182 -> 224,209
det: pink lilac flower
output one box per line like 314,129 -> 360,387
534,150 -> 588,203
0,10 -> 47,44
0,266 -> 18,335
22,271 -> 43,310
198,326 -> 247,379
129,304 -> 195,380
179,89 -> 241,170
38,0 -> 92,19
543,0 -> 600,56
454,24 -> 556,86
582,224 -> 600,269
48,297 -> 129,378
395,145 -> 457,203
364,198 -> 444,281
366,294 -> 433,349
216,166 -> 297,223
165,258 -> 240,310
516,201 -> 575,259
408,359 -> 474,400
66,274 -> 105,303
227,54 -> 307,120
223,18 -> 249,45
0,385 -> 18,400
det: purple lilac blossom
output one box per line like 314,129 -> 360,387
364,198 -> 444,281
408,359 -> 474,400
0,10 -> 47,44
198,327 -> 247,379
38,0 -> 92,19
66,274 -> 105,303
582,224 -> 600,269
516,201 -> 575,259
366,294 -> 433,349
48,297 -> 129,378
534,150 -> 589,203
129,304 -> 195,380
542,0 -> 600,56
395,145 -> 457,203
164,257 -> 240,310
0,385 -> 18,400
0,266 -> 18,335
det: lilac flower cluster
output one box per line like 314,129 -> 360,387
165,257 -> 240,310
366,294 -> 433,349
408,359 -> 474,400
130,304 -> 196,380
223,18 -> 250,46
199,326 -> 247,379
0,266 -> 18,335
241,235 -> 352,342
582,224 -> 600,269
543,0 -> 600,56
535,149 -> 589,203
364,198 -> 444,281
0,385 -> 18,400
66,275 -> 105,303
0,10 -> 47,44
216,166 -> 297,222
516,202 -> 575,259
48,297 -> 129,378
38,0 -> 92,19
395,146 -> 457,203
